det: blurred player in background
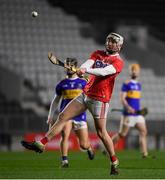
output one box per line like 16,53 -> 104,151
47,57 -> 94,167
21,32 -> 124,175
112,64 -> 149,158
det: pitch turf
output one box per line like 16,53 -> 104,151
0,150 -> 164,179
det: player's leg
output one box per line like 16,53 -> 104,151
112,116 -> 130,144
46,99 -> 86,140
93,117 -> 116,156
135,116 -> 148,157
60,120 -> 72,168
86,100 -> 119,175
94,117 -> 119,175
21,97 -> 87,153
74,121 -> 94,160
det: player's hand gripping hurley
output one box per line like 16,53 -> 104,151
48,52 -> 77,72
111,107 -> 148,116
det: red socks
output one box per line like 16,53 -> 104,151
110,155 -> 117,163
40,137 -> 48,145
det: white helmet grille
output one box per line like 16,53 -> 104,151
107,32 -> 124,45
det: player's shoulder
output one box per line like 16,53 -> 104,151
113,53 -> 124,61
56,78 -> 67,85
77,77 -> 88,83
92,50 -> 105,55
124,79 -> 131,85
95,49 -> 105,53
60,78 -> 67,83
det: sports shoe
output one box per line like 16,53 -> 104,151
110,160 -> 119,175
102,150 -> 107,156
21,140 -> 45,153
142,154 -> 156,159
87,149 -> 95,160
61,160 -> 69,168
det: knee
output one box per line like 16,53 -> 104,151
118,132 -> 126,138
96,129 -> 107,140
140,129 -> 147,137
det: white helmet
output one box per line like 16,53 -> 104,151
105,32 -> 124,53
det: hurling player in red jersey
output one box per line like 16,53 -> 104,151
21,32 -> 124,175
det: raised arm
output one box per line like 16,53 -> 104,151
79,59 -> 116,76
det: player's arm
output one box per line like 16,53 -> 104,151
86,64 -> 116,76
80,59 -> 95,69
47,95 -> 61,125
120,91 -> 135,114
77,59 -> 116,76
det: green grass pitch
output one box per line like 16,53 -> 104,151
0,150 -> 164,179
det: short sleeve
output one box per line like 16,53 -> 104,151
81,79 -> 87,89
89,50 -> 100,61
112,59 -> 124,73
121,83 -> 128,92
55,82 -> 62,96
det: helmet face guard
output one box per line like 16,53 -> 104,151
65,58 -> 78,75
105,32 -> 124,53
65,58 -> 78,67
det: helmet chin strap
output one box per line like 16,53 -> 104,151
106,47 -> 119,54
105,43 -> 121,54
67,71 -> 76,76
106,49 -> 116,54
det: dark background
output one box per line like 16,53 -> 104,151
0,0 -> 165,151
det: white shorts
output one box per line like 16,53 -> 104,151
51,118 -> 87,131
121,115 -> 145,128
72,120 -> 87,131
76,93 -> 109,119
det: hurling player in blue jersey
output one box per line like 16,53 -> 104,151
47,57 -> 94,167
112,64 -> 149,158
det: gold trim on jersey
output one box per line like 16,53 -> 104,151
127,90 -> 141,99
62,89 -> 82,99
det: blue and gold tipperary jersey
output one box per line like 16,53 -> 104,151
121,80 -> 141,116
55,77 -> 87,121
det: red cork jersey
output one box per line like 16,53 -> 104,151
83,50 -> 124,102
